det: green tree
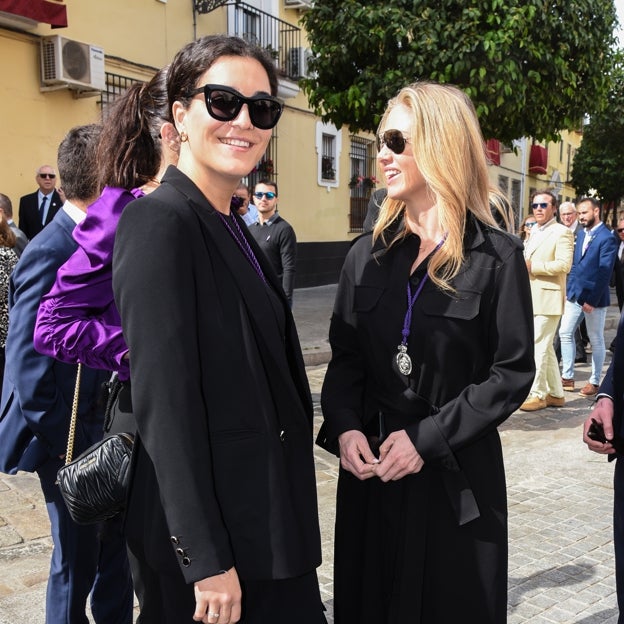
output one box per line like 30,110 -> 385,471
301,0 -> 617,143
571,54 -> 624,207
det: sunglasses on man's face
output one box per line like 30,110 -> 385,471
531,202 -> 550,209
254,191 -> 276,200
376,129 -> 411,155
38,173 -> 56,179
191,84 -> 283,130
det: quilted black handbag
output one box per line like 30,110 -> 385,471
56,365 -> 134,525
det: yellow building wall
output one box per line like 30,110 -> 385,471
0,29 -> 102,208
276,95 -> 363,242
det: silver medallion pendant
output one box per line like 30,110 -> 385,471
395,344 -> 412,376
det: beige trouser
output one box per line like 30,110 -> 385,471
529,314 -> 564,399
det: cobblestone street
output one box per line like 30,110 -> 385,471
1,284 -> 622,623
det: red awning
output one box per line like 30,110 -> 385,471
529,144 -> 548,175
0,0 -> 67,27
485,139 -> 501,166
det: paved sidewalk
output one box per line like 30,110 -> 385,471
1,284 -> 623,623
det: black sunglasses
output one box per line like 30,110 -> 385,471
38,173 -> 56,179
531,202 -> 550,209
618,228 -> 624,233
376,129 -> 411,154
254,191 -> 276,200
191,84 -> 283,130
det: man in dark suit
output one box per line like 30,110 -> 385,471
0,126 -> 133,624
18,164 -> 63,240
559,197 -> 618,397
584,308 -> 624,622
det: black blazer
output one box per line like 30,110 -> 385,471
113,167 -> 321,584
18,190 -> 62,240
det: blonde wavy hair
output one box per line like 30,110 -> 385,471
373,82 -> 506,292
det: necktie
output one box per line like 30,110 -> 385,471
39,196 -> 48,225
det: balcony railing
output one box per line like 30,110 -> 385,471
226,1 -> 302,81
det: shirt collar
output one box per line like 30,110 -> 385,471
260,211 -> 279,227
62,200 -> 87,225
536,217 -> 556,232
584,221 -> 603,237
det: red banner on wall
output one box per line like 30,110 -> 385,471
0,0 -> 67,27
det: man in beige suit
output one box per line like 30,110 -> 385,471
520,190 -> 574,411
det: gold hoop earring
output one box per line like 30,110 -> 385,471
180,131 -> 188,143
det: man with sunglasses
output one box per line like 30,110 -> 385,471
520,190 -> 574,411
18,165 -> 63,240
249,180 -> 297,307
559,197 -> 618,396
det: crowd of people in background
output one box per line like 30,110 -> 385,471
3,33 -> 624,624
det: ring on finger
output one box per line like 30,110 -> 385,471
207,612 -> 220,618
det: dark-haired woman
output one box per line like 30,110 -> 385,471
35,68 -> 179,383
33,68 -> 180,621
111,35 -> 325,624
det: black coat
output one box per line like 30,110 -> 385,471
18,190 -> 62,240
112,167 -> 321,584
319,216 -> 535,621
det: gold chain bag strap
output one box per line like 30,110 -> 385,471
56,364 -> 134,525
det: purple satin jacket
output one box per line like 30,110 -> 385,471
34,186 -> 144,381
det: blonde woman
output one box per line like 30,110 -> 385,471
318,82 -> 535,623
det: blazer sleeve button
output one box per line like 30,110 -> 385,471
182,556 -> 191,567
170,536 -> 179,545
279,430 -> 286,442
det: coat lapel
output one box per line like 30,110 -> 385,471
160,168 -> 312,420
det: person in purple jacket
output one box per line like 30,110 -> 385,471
33,67 -> 180,622
34,67 -> 179,383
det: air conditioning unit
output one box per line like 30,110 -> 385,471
288,47 -> 313,79
40,36 -> 105,92
284,0 -> 312,9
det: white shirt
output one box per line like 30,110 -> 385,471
62,200 -> 86,226
581,222 -> 603,255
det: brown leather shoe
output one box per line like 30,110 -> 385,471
545,394 -> 565,407
561,378 -> 575,391
579,383 -> 599,397
520,396 -> 548,411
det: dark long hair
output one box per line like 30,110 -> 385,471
167,35 -> 279,118
97,66 -> 169,190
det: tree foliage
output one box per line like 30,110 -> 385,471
571,53 -> 624,205
301,0 -> 617,143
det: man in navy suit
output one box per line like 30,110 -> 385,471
559,197 -> 617,397
584,309 -> 624,622
18,164 -> 63,240
0,125 -> 133,624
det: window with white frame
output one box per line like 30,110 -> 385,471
315,122 -> 341,188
